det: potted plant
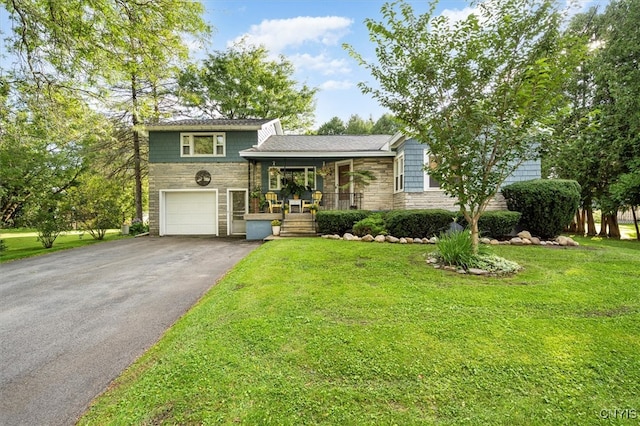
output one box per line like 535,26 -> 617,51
309,204 -> 318,216
281,178 -> 308,200
271,219 -> 281,236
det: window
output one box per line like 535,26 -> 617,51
268,166 -> 316,191
180,133 -> 226,157
394,154 -> 404,192
423,150 -> 440,190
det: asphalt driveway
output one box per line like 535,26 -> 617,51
0,236 -> 260,426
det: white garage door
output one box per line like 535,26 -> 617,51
163,191 -> 217,235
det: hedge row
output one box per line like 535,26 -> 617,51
456,211 -> 522,239
502,179 -> 580,239
317,209 -> 523,239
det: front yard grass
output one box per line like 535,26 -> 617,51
0,228 -> 126,263
80,237 -> 639,425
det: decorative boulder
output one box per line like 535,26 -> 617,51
517,230 -> 532,240
480,237 -> 492,245
510,237 -> 524,245
361,234 -> 375,242
343,233 -> 355,241
386,236 -> 399,243
556,236 -> 569,246
374,235 -> 386,243
399,238 -> 408,244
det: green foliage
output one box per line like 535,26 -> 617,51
129,219 -> 148,236
456,211 -> 522,239
346,0 -> 582,249
317,116 -> 346,135
385,209 -> 455,238
66,175 -> 123,240
178,42 -> 317,131
0,239 -> 6,253
24,196 -> 71,249
435,230 -> 478,269
344,114 -> 374,134
316,210 -> 370,235
352,214 -> 387,237
502,179 -> 581,239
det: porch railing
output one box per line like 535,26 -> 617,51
319,192 -> 363,211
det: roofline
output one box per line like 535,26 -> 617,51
145,118 -> 281,132
389,131 -> 407,148
239,151 -> 397,159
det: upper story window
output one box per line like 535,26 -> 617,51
394,153 -> 404,192
181,133 -> 226,157
423,149 -> 441,190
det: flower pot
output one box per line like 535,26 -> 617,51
121,224 -> 130,235
272,225 -> 281,236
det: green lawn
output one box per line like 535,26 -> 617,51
78,237 -> 639,425
0,228 -> 126,263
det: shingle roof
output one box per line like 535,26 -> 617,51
249,135 -> 393,152
145,118 -> 278,131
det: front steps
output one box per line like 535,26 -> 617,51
279,213 -> 318,237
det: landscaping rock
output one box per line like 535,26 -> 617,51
522,238 -> 532,245
361,234 -> 375,242
429,237 -> 439,244
557,236 -> 569,246
468,268 -> 489,276
343,233 -> 355,241
329,234 -> 341,240
374,235 -> 386,243
386,235 -> 399,243
414,238 -> 423,244
518,230 -> 532,240
422,238 -> 430,244
510,237 -> 524,245
406,237 -> 414,244
399,237 -> 408,244
480,237 -> 492,245
530,237 -> 541,245
490,239 -> 500,245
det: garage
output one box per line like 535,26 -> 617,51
161,190 -> 218,235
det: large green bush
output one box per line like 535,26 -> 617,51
316,210 -> 370,235
352,214 -> 387,237
502,179 -> 580,239
385,209 -> 455,238
456,210 -> 522,239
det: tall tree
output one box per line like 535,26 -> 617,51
317,116 -> 346,135
2,0 -> 209,220
178,42 -> 317,132
372,113 -> 399,134
347,0 -> 581,250
344,114 -> 374,134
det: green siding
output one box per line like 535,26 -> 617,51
149,130 -> 258,163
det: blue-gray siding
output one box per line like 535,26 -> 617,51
149,130 -> 258,163
398,138 -> 541,192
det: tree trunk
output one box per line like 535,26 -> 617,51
470,215 -> 480,254
598,212 -> 608,237
586,207 -> 597,236
131,73 -> 143,221
632,206 -> 639,241
607,213 -> 620,239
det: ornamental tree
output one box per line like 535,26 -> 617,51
347,0 -> 582,250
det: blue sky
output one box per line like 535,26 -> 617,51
199,0 -> 610,129
1,0 -> 610,129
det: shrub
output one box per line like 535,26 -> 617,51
129,219 -> 149,235
435,230 -> 478,269
353,214 -> 387,237
0,239 -> 6,253
316,210 -> 370,235
456,210 -> 522,239
385,209 -> 455,238
502,179 -> 580,239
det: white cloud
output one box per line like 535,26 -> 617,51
290,53 -> 351,76
229,16 -> 353,53
319,80 -> 354,91
439,6 -> 479,24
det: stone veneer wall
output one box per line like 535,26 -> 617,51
352,158 -> 394,211
149,162 -> 254,236
393,190 -> 508,211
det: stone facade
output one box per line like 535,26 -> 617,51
149,162 -> 253,236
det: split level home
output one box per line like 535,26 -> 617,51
146,118 -> 540,239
